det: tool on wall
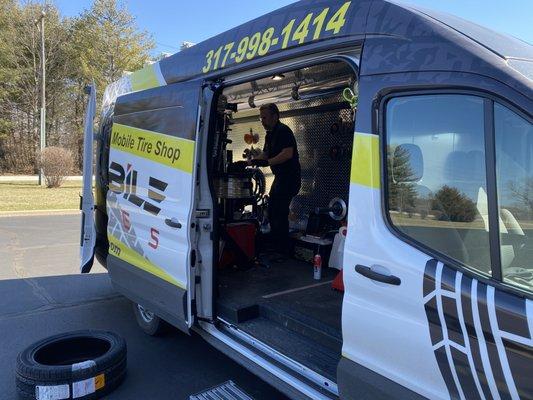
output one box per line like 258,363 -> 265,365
315,197 -> 348,221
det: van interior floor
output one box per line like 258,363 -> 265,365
216,257 -> 343,381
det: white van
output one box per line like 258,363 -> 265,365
80,1 -> 533,399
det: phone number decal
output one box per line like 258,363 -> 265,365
201,1 -> 352,73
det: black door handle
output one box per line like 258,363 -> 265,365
355,265 -> 401,286
165,218 -> 182,229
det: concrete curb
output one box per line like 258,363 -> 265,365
0,209 -> 80,218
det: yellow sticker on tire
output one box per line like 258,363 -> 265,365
95,374 -> 105,390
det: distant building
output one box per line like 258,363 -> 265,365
180,41 -> 195,51
150,52 -> 172,64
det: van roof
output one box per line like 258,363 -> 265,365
102,0 -> 532,111
397,2 -> 532,61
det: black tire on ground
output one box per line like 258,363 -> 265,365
131,302 -> 169,336
16,330 -> 127,400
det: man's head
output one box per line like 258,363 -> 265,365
259,103 -> 280,131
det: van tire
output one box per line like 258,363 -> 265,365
132,302 -> 168,336
15,330 -> 127,399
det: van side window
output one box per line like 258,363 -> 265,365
385,94 -> 491,275
495,103 -> 533,292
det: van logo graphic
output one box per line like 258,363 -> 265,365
109,161 -> 168,216
423,259 -> 532,400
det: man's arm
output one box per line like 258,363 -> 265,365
248,147 -> 293,167
268,147 -> 293,165
254,151 -> 268,160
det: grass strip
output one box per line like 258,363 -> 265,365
0,181 -> 83,212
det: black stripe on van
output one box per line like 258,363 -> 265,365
495,290 -> 530,339
450,346 -> 481,400
423,259 -> 437,297
460,275 -> 493,400
434,346 -> 460,400
477,283 -> 512,399
503,338 -> 533,399
423,260 -> 533,400
442,295 -> 465,347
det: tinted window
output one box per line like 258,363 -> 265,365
495,104 -> 533,292
386,95 -> 491,275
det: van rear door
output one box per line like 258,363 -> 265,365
106,81 -> 201,333
80,84 -> 97,273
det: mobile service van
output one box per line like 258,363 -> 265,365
79,1 -> 533,399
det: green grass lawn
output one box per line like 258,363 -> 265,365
0,181 -> 83,212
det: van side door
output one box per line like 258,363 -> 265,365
106,81 -> 201,333
80,84 -> 97,273
339,75 -> 533,400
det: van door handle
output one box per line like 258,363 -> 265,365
355,265 -> 401,286
165,218 -> 182,229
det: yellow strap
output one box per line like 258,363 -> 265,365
108,234 -> 185,289
111,123 -> 195,174
350,133 -> 380,189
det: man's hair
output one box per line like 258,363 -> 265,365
259,103 -> 280,118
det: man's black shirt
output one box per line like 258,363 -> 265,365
263,121 -> 301,181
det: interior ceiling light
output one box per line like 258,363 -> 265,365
271,74 -> 285,81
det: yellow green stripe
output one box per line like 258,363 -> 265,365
350,133 -> 380,189
108,234 -> 185,289
131,64 -> 161,92
111,123 -> 195,173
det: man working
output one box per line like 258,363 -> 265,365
249,103 -> 301,254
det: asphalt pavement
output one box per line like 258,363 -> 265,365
0,213 -> 287,399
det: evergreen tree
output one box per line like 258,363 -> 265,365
431,185 -> 477,222
387,145 -> 418,212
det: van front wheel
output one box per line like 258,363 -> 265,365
132,302 -> 168,336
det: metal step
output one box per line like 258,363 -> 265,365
189,380 -> 254,400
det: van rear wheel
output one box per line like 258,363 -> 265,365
132,302 -> 168,336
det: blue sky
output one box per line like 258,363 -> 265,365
53,0 -> 532,56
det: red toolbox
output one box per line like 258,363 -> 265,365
219,222 -> 256,268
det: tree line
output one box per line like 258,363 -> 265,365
0,0 -> 154,173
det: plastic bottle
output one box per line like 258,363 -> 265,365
313,254 -> 322,280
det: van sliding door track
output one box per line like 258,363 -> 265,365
216,318 -> 339,397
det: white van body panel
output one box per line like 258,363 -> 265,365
106,125 -> 195,292
341,133 -> 449,399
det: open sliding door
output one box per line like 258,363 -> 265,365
106,81 -> 201,333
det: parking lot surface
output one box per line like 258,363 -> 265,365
0,214 -> 287,399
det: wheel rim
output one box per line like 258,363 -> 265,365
137,304 -> 155,323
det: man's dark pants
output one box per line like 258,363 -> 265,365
268,176 -> 301,254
